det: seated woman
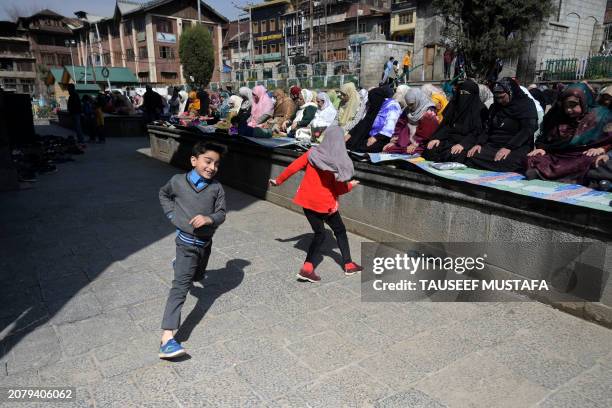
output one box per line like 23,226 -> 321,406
187,90 -> 200,115
526,83 -> 612,184
215,95 -> 243,130
345,85 -> 401,153
310,92 -> 338,142
423,79 -> 485,163
466,77 -> 538,172
271,89 -> 296,131
247,85 -> 274,127
393,85 -> 411,109
327,90 -> 341,110
285,89 -> 318,138
383,88 -> 439,154
337,82 -> 362,131
422,84 -> 448,122
598,86 -> 612,110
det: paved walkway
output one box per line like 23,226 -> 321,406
1,131 -> 612,407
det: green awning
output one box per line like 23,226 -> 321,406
74,83 -> 102,95
63,66 -> 139,84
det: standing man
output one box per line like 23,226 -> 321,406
401,51 -> 411,83
67,84 -> 84,144
443,48 -> 454,80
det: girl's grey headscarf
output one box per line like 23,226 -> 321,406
307,125 -> 355,182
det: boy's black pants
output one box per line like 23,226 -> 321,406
303,208 -> 352,266
161,236 -> 211,331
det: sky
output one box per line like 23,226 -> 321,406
0,0 -> 249,22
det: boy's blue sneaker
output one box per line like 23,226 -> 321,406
159,338 -> 186,359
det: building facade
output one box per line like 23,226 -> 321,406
390,0 -> 416,43
222,19 -> 252,71
250,0 -> 291,68
74,0 -> 227,85
284,0 -> 391,65
0,21 -> 37,95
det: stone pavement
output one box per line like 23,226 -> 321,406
1,131 -> 612,408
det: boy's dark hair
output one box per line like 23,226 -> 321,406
191,141 -> 226,158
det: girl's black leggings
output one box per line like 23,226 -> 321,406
303,208 -> 352,266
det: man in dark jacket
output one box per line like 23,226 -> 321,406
67,84 -> 84,143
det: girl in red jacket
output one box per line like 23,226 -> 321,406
270,125 -> 362,282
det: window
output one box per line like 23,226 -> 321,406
2,78 -> 16,89
58,54 -> 72,66
110,25 -> 119,38
138,46 -> 148,59
252,22 -> 259,34
269,19 -> 276,31
126,48 -> 135,61
134,18 -> 145,32
399,12 -> 413,25
157,19 -> 173,34
358,23 -> 366,33
159,46 -> 174,59
161,72 -> 177,80
37,35 -> 55,46
19,79 -> 34,94
0,60 -> 13,71
124,20 -> 132,33
138,71 -> 149,82
16,61 -> 34,71
270,44 -> 277,53
262,45 -> 267,54
103,53 -> 111,65
255,46 -> 260,55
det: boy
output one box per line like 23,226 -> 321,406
158,142 -> 227,358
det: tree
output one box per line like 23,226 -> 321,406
179,25 -> 215,87
432,0 -> 555,79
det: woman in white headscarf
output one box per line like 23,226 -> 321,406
478,84 -> 494,109
216,95 -> 243,130
393,84 -> 411,108
233,86 -> 253,126
286,89 -> 318,138
178,89 -> 189,113
311,92 -> 338,129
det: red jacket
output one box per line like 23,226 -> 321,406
275,150 -> 353,214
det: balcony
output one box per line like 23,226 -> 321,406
253,52 -> 282,62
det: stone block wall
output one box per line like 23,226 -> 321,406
359,40 -> 413,88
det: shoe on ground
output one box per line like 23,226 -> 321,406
297,262 -> 320,282
159,338 -> 186,359
344,262 -> 363,276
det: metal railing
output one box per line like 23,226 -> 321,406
541,56 -> 612,81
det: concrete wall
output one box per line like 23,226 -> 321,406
533,0 -> 606,68
148,126 -> 612,327
359,40 -> 413,88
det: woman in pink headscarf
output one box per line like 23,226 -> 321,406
248,85 -> 275,127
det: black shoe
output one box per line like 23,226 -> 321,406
597,180 -> 611,192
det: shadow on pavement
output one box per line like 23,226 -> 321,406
0,135 -> 271,374
275,231 -> 343,267
174,259 -> 248,343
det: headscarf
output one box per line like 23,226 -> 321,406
600,86 -> 612,97
248,85 -> 274,126
228,95 -> 243,114
491,77 -> 537,120
478,84 -> 494,108
529,88 -> 547,112
430,93 -> 448,121
347,86 -> 394,149
405,88 -> 436,123
337,82 -> 361,127
421,84 -> 445,99
308,125 -> 354,182
178,90 -> 188,113
393,85 -> 411,108
209,92 -> 221,110
327,90 -> 341,109
290,89 -> 317,128
312,92 -> 338,128
537,82 -> 612,151
290,85 -> 302,99
435,79 -> 484,135
188,90 -> 200,112
238,86 -> 253,111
